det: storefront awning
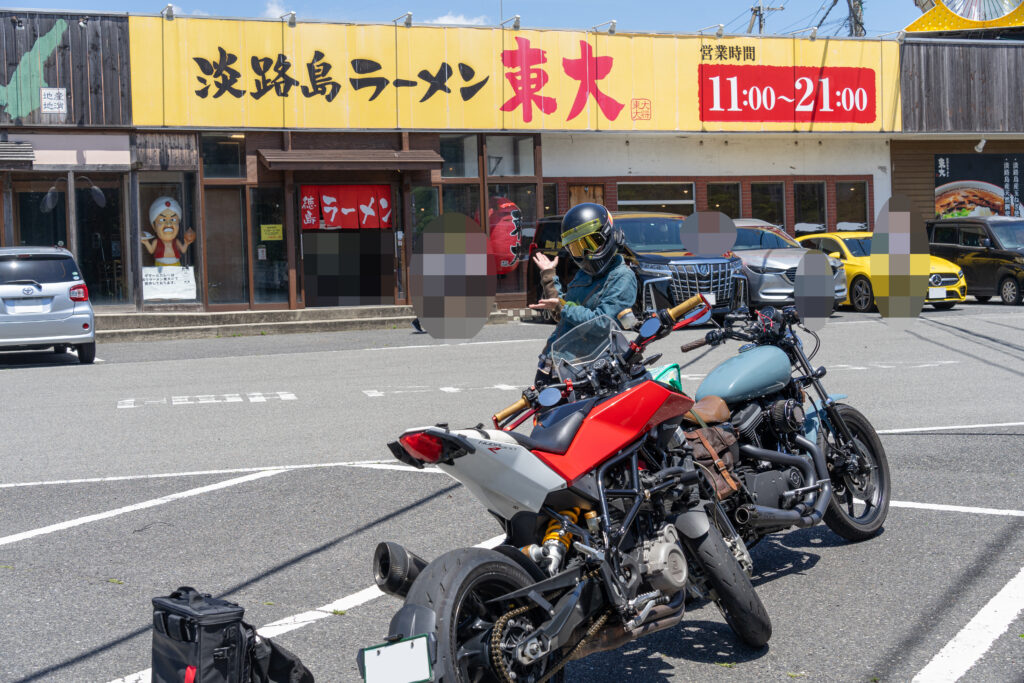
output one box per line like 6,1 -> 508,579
258,148 -> 443,171
0,142 -> 35,169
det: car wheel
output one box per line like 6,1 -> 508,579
76,342 -> 96,364
974,295 -> 991,303
932,302 -> 956,310
850,277 -> 874,313
53,345 -> 67,354
999,277 -> 1022,306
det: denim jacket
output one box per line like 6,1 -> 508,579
541,254 -> 638,355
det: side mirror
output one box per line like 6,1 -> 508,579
639,316 -> 663,339
827,251 -> 841,260
981,238 -> 992,249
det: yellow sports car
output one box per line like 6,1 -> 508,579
796,231 -> 967,312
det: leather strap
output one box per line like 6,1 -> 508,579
694,429 -> 740,496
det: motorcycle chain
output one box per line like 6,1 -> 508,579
489,571 -> 608,683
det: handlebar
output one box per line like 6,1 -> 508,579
679,337 -> 709,353
492,396 -> 529,424
666,295 -> 705,322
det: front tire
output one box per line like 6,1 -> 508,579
401,548 -> 565,683
683,524 -> 771,648
1000,277 -> 1022,305
850,276 -> 874,313
931,302 -> 956,310
975,295 -> 992,303
820,404 -> 891,542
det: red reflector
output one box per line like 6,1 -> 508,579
69,284 -> 89,302
399,432 -> 445,463
184,665 -> 196,683
83,323 -> 90,330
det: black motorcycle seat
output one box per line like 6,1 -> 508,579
507,409 -> 587,455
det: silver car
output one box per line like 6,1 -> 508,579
0,247 -> 96,364
732,219 -> 847,307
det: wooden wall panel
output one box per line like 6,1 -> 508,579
902,42 -> 1024,132
0,12 -> 130,127
134,131 -> 198,170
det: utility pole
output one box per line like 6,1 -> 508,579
747,1 -> 785,35
846,0 -> 865,37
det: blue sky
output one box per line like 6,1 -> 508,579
15,0 -> 925,37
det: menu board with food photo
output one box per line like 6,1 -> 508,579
935,154 -> 1022,219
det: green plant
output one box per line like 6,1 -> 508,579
716,662 -> 736,669
331,609 -> 346,616
107,578 -> 124,584
263,601 -> 274,605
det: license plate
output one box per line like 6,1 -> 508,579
928,287 -> 946,300
701,292 -> 716,306
361,635 -> 432,683
5,300 -> 45,313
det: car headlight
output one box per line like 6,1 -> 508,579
747,264 -> 786,274
957,270 -> 964,280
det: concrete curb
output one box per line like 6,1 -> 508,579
95,311 -> 510,343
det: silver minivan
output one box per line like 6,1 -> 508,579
0,247 -> 96,364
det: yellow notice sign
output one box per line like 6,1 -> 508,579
261,224 -> 283,241
129,17 -> 900,132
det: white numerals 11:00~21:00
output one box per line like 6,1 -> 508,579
706,76 -> 869,113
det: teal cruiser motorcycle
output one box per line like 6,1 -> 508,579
657,304 -> 890,559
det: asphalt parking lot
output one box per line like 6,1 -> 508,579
1,302 -> 1022,682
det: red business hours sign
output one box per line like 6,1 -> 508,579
300,185 -> 393,230
698,65 -> 876,124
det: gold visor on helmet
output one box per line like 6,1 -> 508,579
561,218 -> 607,258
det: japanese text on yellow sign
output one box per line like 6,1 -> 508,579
130,17 -> 900,132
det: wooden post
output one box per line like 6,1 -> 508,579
128,170 -> 144,310
65,170 -> 77,256
284,169 -> 298,308
2,172 -> 13,246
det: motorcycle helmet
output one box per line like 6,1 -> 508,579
560,202 -> 622,276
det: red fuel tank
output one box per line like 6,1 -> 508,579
532,381 -> 695,484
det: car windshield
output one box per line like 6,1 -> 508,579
0,256 -> 81,284
550,315 -> 630,381
617,217 -> 690,253
841,237 -> 871,257
989,222 -> 1024,250
733,227 -> 801,251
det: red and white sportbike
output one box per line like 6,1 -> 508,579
358,296 -> 770,683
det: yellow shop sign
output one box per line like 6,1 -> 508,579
130,17 -> 900,133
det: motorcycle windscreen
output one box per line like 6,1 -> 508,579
531,380 -> 694,484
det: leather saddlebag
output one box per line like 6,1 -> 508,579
685,426 -> 741,500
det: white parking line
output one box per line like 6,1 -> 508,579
912,565 -> 1024,683
108,534 -> 506,683
0,470 -> 285,547
890,501 -> 1024,517
878,421 -> 1024,434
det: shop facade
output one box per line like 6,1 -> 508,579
3,11 -> 903,312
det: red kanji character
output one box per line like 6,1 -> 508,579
500,36 -> 556,123
562,40 -> 624,121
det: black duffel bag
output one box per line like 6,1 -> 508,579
152,586 -> 313,683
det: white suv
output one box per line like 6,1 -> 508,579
0,247 -> 96,364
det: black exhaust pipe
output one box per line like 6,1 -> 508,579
373,541 -> 429,598
736,436 -> 832,529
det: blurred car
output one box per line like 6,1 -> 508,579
732,219 -> 847,308
526,212 -> 745,319
0,247 -> 96,363
926,216 -> 1024,305
796,231 -> 967,312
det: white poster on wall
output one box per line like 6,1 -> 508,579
143,266 -> 196,300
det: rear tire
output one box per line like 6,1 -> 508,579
76,342 -> 96,364
1000,277 -> 1022,305
401,548 -> 565,683
683,524 -> 771,648
820,404 -> 891,542
931,302 -> 956,310
974,295 -> 991,303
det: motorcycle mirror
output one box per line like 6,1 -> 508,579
537,386 -> 563,408
639,316 -> 662,339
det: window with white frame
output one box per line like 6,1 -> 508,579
617,182 -> 695,216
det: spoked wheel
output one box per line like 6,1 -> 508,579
850,277 -> 874,313
819,404 -> 891,541
402,548 -> 565,683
